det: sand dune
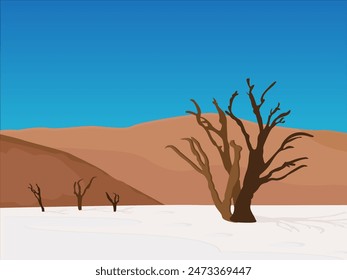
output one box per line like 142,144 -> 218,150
0,135 -> 161,207
1,115 -> 347,205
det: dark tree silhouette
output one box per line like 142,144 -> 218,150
226,78 -> 313,222
73,176 -> 96,210
28,184 -> 45,212
168,78 -> 313,223
105,192 -> 120,212
167,99 -> 242,221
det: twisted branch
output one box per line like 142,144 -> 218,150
74,177 -> 96,197
166,137 -> 222,208
265,132 -> 313,170
226,91 -> 253,151
261,157 -> 308,183
187,99 -> 231,172
106,192 -> 119,204
166,144 -> 202,174
246,78 -> 264,131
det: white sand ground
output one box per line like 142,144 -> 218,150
1,205 -> 346,260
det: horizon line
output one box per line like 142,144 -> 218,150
1,114 -> 346,134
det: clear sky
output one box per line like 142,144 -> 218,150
1,0 -> 347,132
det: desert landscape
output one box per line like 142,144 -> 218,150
1,115 -> 347,207
1,108 -> 347,261
2,0 -> 346,271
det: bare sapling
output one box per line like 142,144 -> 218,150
105,192 -> 120,212
73,176 -> 96,210
28,184 -> 45,212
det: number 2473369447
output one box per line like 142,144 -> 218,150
187,266 -> 252,276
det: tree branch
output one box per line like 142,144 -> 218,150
186,99 -> 219,134
28,184 -> 40,199
266,165 -> 307,182
105,192 -> 113,204
167,138 -> 221,207
266,102 -> 280,127
76,179 -> 83,195
166,145 -> 202,174
261,157 -> 308,183
265,132 -> 314,169
82,176 -> 96,196
226,91 -> 253,151
114,193 -> 120,203
28,184 -> 38,195
223,140 -> 242,204
190,137 -> 211,168
246,78 -> 264,131
212,98 -> 233,171
187,99 -> 232,172
270,110 -> 291,128
106,192 -> 120,204
260,81 -> 276,107
183,137 -> 206,170
73,182 -> 78,196
35,184 -> 41,195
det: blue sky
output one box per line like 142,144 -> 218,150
1,0 -> 347,132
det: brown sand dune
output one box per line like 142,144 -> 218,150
1,115 -> 347,205
0,135 -> 161,207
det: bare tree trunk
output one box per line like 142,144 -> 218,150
106,192 -> 120,212
231,188 -> 256,223
207,177 -> 232,221
77,196 -> 82,211
218,181 -> 241,221
38,198 -> 45,212
219,203 -> 233,221
230,152 -> 260,223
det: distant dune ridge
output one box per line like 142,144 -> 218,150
1,115 -> 347,207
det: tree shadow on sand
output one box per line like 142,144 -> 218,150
256,212 -> 347,233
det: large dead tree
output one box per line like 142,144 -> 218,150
73,176 -> 96,210
167,99 -> 242,221
226,78 -> 313,222
105,192 -> 120,212
28,184 -> 45,212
